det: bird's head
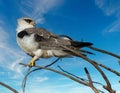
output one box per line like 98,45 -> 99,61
16,17 -> 35,32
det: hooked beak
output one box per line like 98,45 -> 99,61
30,21 -> 35,26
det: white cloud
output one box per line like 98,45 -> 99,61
20,0 -> 63,23
0,21 -> 26,78
95,0 -> 120,16
23,81 -> 120,93
95,0 -> 120,32
23,83 -> 94,93
104,19 -> 120,32
32,76 -> 49,83
0,27 -> 9,43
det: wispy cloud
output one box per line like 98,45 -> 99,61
24,75 -> 120,93
103,18 -> 120,32
0,26 -> 9,44
0,19 -> 26,78
95,0 -> 120,16
22,83 -> 94,93
31,76 -> 49,83
95,0 -> 120,32
20,0 -> 63,23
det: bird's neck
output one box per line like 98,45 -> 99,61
16,25 -> 34,33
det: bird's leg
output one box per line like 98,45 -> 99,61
29,57 -> 36,66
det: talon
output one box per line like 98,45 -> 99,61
29,58 -> 36,66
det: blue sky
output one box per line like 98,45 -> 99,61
0,0 -> 120,93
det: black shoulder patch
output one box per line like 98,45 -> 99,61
34,34 -> 45,42
17,30 -> 29,38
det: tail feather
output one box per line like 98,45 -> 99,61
58,35 -> 93,48
71,41 -> 93,48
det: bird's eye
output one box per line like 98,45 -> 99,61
24,19 -> 32,23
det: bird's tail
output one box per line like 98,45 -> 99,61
71,41 -> 93,48
58,35 -> 93,48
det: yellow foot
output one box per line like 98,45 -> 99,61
29,58 -> 36,67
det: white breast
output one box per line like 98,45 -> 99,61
17,34 -> 39,55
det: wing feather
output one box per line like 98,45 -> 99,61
24,28 -> 71,50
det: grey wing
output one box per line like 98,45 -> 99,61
26,28 -> 71,50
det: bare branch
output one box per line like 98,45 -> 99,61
59,45 -> 116,92
80,49 -> 95,55
84,67 -> 99,93
0,82 -> 19,93
22,67 -> 32,93
58,66 -> 106,93
84,68 -> 92,85
20,63 -> 107,93
96,62 -> 120,76
58,66 -> 105,93
88,46 -> 120,59
58,66 -> 88,82
60,45 -> 120,75
21,58 -> 61,93
20,63 -> 89,86
58,66 -> 103,86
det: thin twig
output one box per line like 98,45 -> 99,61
80,49 -> 95,55
84,68 -> 99,93
20,58 -> 61,93
58,66 -> 103,86
58,66 -> 87,82
84,68 -> 93,85
20,63 -> 89,86
61,45 -> 120,76
88,46 -> 120,59
96,63 -> 120,76
58,66 -> 105,92
22,67 -> 32,93
0,82 -> 19,93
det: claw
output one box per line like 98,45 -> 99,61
29,58 -> 36,67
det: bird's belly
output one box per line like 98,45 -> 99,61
17,35 -> 38,55
40,50 -> 70,58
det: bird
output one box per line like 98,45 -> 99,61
16,17 -> 93,66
